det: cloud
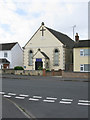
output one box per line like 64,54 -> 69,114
0,0 -> 89,47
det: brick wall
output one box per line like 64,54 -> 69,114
43,69 -> 62,76
62,71 -> 89,79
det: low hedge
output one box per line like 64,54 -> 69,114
14,66 -> 24,70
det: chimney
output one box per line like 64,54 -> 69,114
75,33 -> 79,42
41,22 -> 44,26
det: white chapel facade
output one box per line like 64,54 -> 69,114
23,22 -> 74,71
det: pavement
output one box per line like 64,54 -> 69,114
1,74 -> 89,82
1,76 -> 89,119
2,97 -> 28,118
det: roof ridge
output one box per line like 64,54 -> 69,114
0,42 -> 17,45
78,40 -> 90,41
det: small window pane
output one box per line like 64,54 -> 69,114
88,49 -> 90,56
84,64 -> 90,71
29,50 -> 33,65
84,49 -> 88,56
4,52 -> 8,57
84,64 -> 88,71
54,49 -> 59,65
80,50 -> 84,56
80,65 -> 84,71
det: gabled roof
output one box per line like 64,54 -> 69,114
24,23 -> 75,49
46,27 -> 75,48
33,49 -> 49,59
0,58 -> 10,63
0,42 -> 17,51
74,40 -> 90,48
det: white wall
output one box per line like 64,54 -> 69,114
0,63 -> 3,69
11,43 -> 23,68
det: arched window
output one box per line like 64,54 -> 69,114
29,50 -> 33,65
54,49 -> 59,66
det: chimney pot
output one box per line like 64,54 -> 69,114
41,22 -> 44,25
75,33 -> 79,42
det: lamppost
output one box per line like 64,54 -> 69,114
72,25 -> 76,40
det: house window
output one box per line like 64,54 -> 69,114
80,64 -> 90,72
80,49 -> 84,56
80,64 -> 84,72
29,50 -> 33,65
84,49 -> 90,56
4,52 -> 8,57
54,49 -> 59,66
80,49 -> 90,56
84,64 -> 90,72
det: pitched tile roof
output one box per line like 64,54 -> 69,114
0,58 -> 10,63
0,42 -> 17,51
74,40 -> 90,48
46,27 -> 75,48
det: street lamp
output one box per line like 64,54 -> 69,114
72,25 -> 76,40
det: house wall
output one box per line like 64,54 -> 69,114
0,50 -> 11,62
11,43 -> 23,68
65,48 -> 73,71
73,47 -> 90,72
24,26 -> 65,70
0,63 -> 3,69
0,50 -> 11,68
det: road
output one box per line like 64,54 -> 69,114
1,76 -> 89,119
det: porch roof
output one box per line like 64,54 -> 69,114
0,58 -> 10,64
40,51 -> 49,59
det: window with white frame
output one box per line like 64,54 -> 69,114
80,49 -> 90,56
80,64 -> 90,72
80,49 -> 84,56
4,52 -> 8,57
80,64 -> 84,71
84,49 -> 90,56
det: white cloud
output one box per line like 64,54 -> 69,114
0,0 -> 88,47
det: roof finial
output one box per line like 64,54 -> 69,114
41,22 -> 44,26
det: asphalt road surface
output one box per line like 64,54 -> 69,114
1,76 -> 89,119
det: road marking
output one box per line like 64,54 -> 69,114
0,92 -> 5,95
46,97 -> 57,100
3,95 -> 11,98
15,96 -> 25,99
33,96 -> 42,99
8,93 -> 16,96
29,98 -> 39,101
59,101 -> 72,104
43,100 -> 55,103
78,103 -> 90,106
61,99 -> 73,102
79,100 -> 90,103
19,94 -> 29,97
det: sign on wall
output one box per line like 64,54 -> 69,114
36,58 -> 42,62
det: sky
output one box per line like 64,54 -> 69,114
0,0 -> 89,47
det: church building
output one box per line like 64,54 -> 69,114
23,22 -> 75,71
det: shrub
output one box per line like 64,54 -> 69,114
38,66 -> 43,70
46,69 -> 50,72
14,66 -> 24,70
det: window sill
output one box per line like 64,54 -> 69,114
28,65 -> 33,66
53,64 -> 59,66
